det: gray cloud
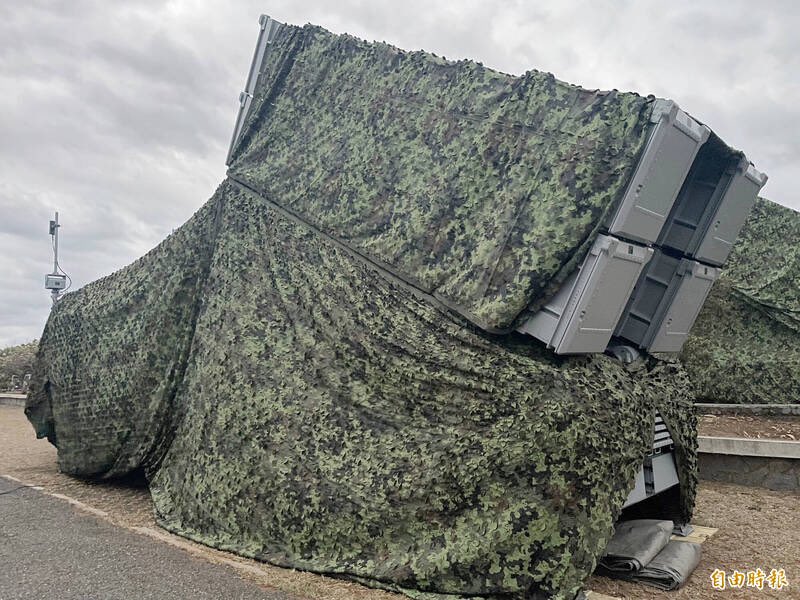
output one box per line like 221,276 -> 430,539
1,0 -> 797,347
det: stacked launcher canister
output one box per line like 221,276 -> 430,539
224,18 -> 767,356
518,99 -> 767,355
518,99 -> 767,514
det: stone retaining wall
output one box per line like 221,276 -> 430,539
699,453 -> 799,490
0,394 -> 26,408
698,435 -> 800,491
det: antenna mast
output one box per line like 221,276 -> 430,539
45,212 -> 67,305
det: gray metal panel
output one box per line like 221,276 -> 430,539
622,468 -> 648,508
651,452 -> 680,494
646,260 -> 719,352
655,144 -> 734,260
623,412 -> 680,508
655,136 -> 767,267
518,271 -> 579,346
552,236 -> 652,353
518,235 -> 653,354
653,414 -> 675,451
615,252 -> 719,353
226,15 -> 284,165
693,160 -> 768,266
607,100 -> 711,244
614,251 -> 681,346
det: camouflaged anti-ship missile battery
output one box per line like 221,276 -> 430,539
26,14 -> 774,600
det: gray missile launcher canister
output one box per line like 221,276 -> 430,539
518,100 -> 767,355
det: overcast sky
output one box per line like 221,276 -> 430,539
1,0 -> 798,347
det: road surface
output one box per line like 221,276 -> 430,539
0,476 -> 290,600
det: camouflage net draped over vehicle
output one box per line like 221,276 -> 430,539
28,182 -> 697,600
681,199 -> 800,404
228,24 -> 653,332
26,22 -> 701,600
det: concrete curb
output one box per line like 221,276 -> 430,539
0,394 -> 26,407
697,435 -> 800,491
695,403 -> 800,416
698,436 -> 800,459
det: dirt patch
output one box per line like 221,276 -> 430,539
698,414 -> 800,441
2,406 -> 798,599
588,481 -> 799,599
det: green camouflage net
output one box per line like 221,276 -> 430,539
26,23 -> 701,600
28,182 -> 696,600
681,199 -> 800,404
721,198 -> 800,331
228,24 -> 653,332
25,200 -> 220,466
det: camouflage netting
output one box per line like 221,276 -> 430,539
27,182 -> 697,600
27,22 -> 701,600
681,198 -> 800,404
228,24 -> 653,332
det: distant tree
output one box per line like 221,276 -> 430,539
0,341 -> 38,392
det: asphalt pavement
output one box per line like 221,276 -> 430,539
0,477 -> 292,600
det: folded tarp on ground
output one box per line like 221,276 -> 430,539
597,520 -> 701,591
632,540 -> 701,591
26,21 -> 700,600
681,199 -> 800,404
596,519 -> 673,574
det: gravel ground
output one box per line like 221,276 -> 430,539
588,482 -> 799,599
698,414 -> 800,441
2,406 -> 797,599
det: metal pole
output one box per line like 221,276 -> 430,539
53,211 -> 59,273
51,212 -> 60,305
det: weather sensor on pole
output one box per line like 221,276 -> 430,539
45,212 -> 68,305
